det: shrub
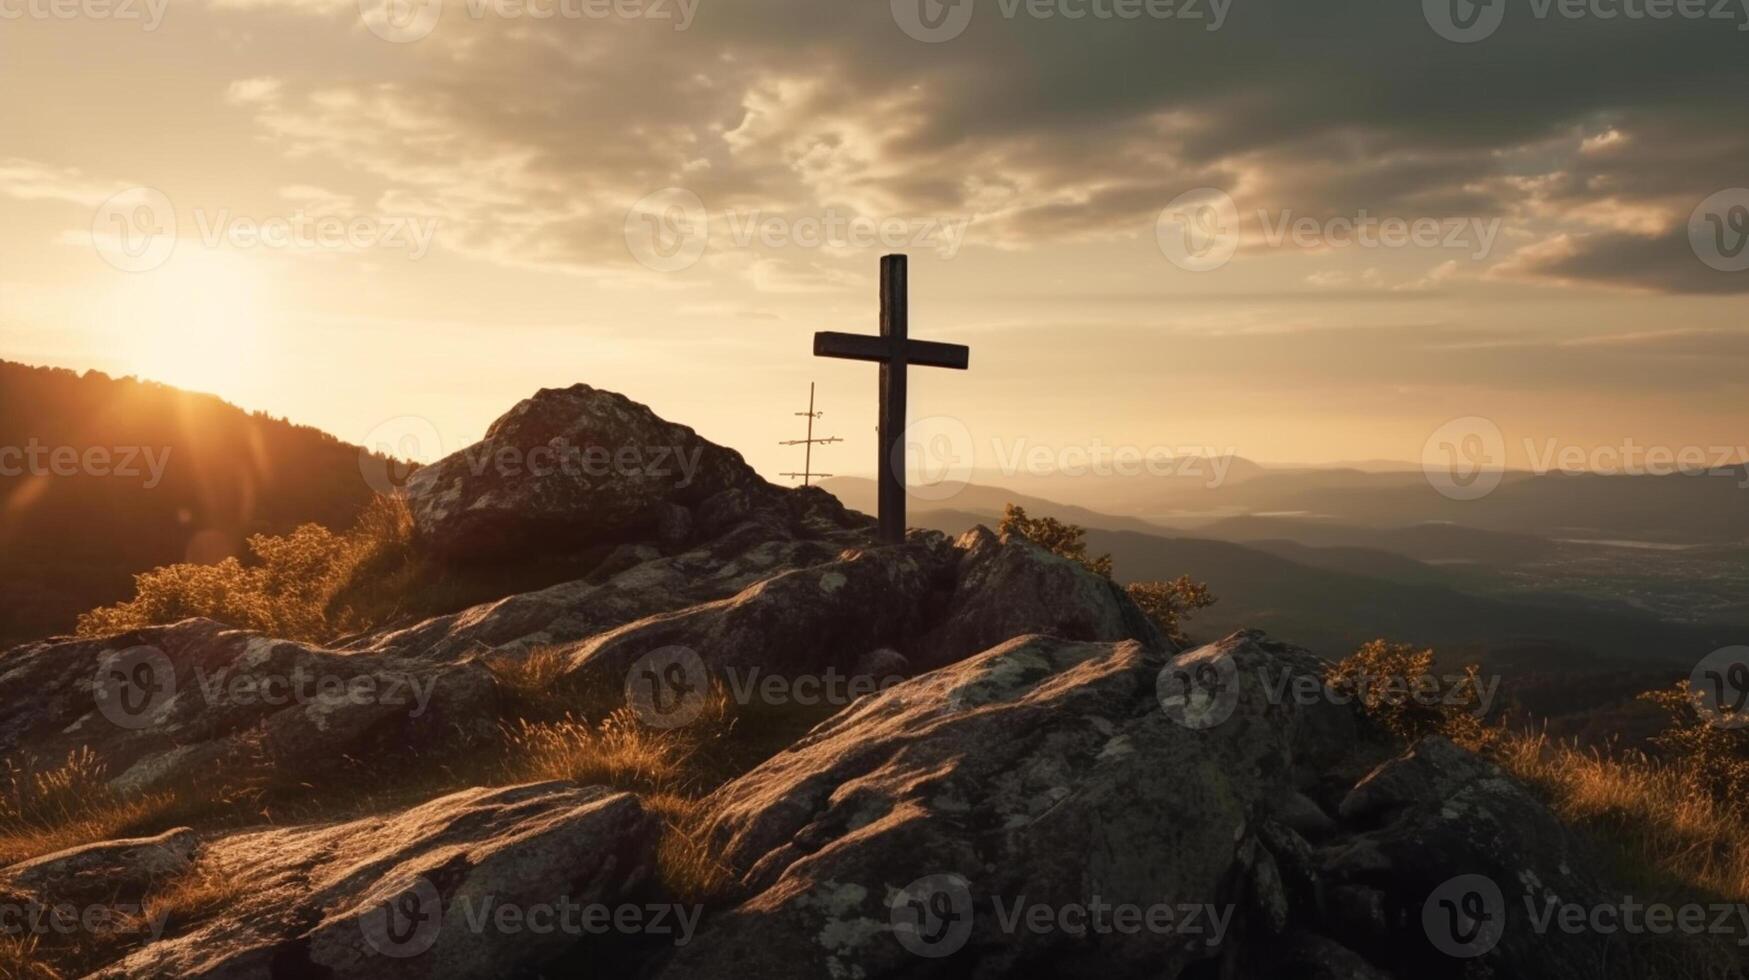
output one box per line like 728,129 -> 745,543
76,494 -> 414,643
1637,682 -> 1749,814
1124,577 -> 1217,648
996,504 -> 1112,577
1325,639 -> 1488,745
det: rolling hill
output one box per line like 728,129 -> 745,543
0,361 -> 386,645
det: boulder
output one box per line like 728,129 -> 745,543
94,782 -> 670,979
1313,736 -> 1621,979
911,526 -> 1168,667
0,618 -> 497,797
403,384 -> 803,562
1,827 -> 199,909
653,631 -> 1354,979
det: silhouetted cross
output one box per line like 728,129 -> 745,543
814,254 -> 970,545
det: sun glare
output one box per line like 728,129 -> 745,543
104,250 -> 273,396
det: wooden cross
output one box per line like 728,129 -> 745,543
814,254 -> 970,545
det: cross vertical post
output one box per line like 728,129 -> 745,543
878,255 -> 907,545
813,254 -> 970,545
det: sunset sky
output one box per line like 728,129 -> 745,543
2,0 -> 1745,480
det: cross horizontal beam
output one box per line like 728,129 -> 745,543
814,331 -> 969,370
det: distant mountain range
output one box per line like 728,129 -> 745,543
0,361 -> 385,646
821,474 -> 1748,737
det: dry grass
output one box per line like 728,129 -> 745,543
644,792 -> 736,905
139,855 -> 250,937
0,937 -> 64,980
1491,730 -> 1749,902
0,749 -> 179,868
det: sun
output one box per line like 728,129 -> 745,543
105,249 -> 274,396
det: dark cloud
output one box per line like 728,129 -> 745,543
231,0 -> 1749,290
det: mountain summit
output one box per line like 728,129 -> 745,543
0,386 -> 1655,979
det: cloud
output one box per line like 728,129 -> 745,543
200,0 -> 1748,291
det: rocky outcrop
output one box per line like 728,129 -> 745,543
0,619 -> 496,796
642,632 -> 1649,980
655,631 -> 1352,979
910,525 -> 1169,667
403,384 -> 813,562
0,827 -> 198,910
0,385 -> 1670,980
96,783 -> 668,979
